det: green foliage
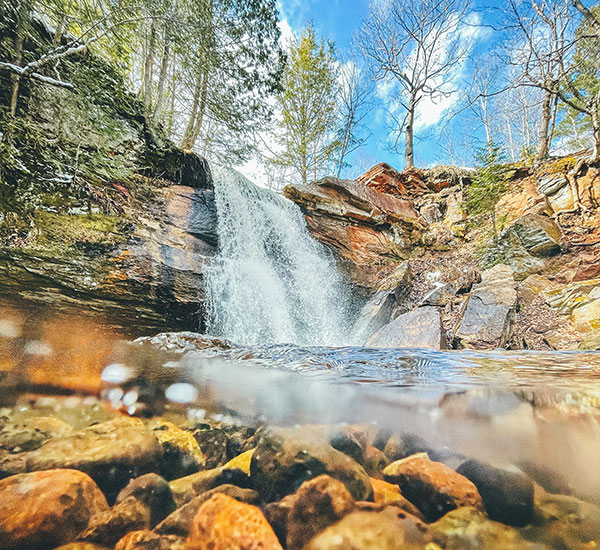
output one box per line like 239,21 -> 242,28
272,25 -> 339,184
466,142 -> 511,237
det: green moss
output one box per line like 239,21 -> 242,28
32,212 -> 126,249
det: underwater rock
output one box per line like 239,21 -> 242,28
155,484 -> 259,537
0,415 -> 73,452
192,427 -> 229,468
185,493 -> 283,550
0,416 -> 163,501
383,452 -> 482,521
150,420 -> 206,479
363,445 -> 390,477
250,428 -> 373,502
78,496 -> 151,546
168,466 -> 250,507
366,306 -> 446,349
116,473 -> 176,527
453,264 -> 517,349
456,459 -> 534,527
263,493 -> 298,546
429,506 -> 540,550
286,475 -> 355,550
0,469 -> 109,550
304,508 -> 429,550
115,530 -> 185,550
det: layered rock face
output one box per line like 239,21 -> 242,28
284,159 -> 600,350
0,165 -> 217,335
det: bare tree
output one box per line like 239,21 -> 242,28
332,59 -> 372,178
358,0 -> 471,169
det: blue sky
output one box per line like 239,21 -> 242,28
274,0 -> 500,174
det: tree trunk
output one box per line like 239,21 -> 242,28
9,0 -> 30,117
143,20 -> 157,115
591,109 -> 600,162
405,95 -> 416,169
152,32 -> 171,122
180,70 -> 207,150
535,89 -> 554,161
186,72 -> 209,148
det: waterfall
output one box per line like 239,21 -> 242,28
204,167 -> 353,346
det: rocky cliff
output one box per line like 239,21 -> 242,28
284,159 -> 600,351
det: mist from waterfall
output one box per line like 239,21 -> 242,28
205,167 -> 354,346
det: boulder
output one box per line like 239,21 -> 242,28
304,508 -> 429,550
453,264 -> 517,349
286,475 -> 355,550
250,428 -> 373,502
352,262 -> 413,341
0,417 -> 163,501
509,213 -> 562,256
185,493 -> 283,550
366,306 -> 446,349
115,530 -> 185,550
456,460 -> 534,527
383,453 -> 482,521
0,469 -> 109,550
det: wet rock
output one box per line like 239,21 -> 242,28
78,496 -> 150,546
523,487 -> 600,550
366,306 -> 446,349
169,466 -> 250,506
370,478 -> 423,518
304,508 -> 429,550
383,452 -> 482,521
155,484 -> 258,536
54,544 -> 111,550
363,445 -> 390,477
192,427 -> 229,468
116,473 -> 176,527
429,506 -> 539,550
186,493 -> 283,550
0,417 -> 163,501
150,420 -> 205,479
222,448 -> 254,474
115,530 -> 185,550
330,426 -> 368,464
0,415 -> 73,452
453,264 -> 517,349
263,493 -> 297,546
250,428 -> 373,502
287,475 -> 355,550
456,459 -> 534,527
224,425 -> 261,459
0,469 -> 108,550
352,262 -> 413,340
420,282 -> 457,307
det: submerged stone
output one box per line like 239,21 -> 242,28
0,469 -> 109,550
250,428 -> 373,502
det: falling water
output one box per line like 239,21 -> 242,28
205,167 -> 354,346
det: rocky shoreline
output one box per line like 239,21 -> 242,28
0,391 -> 599,550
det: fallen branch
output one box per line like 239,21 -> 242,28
0,62 -> 73,89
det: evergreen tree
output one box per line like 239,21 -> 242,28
272,25 -> 338,185
466,142 -> 511,238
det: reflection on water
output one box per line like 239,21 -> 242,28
1,310 -> 600,504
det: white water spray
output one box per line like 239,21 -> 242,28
205,167 -> 353,346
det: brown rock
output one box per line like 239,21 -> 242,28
151,420 -> 205,479
383,452 -> 482,521
116,473 -> 176,527
54,544 -> 111,550
304,508 -> 429,550
263,494 -> 297,546
78,496 -> 151,546
156,484 -> 259,537
0,469 -> 109,550
370,478 -> 423,519
250,428 -> 373,502
116,530 -> 185,550
287,475 -> 355,550
363,445 -> 390,478
169,466 -> 250,507
185,493 -> 283,550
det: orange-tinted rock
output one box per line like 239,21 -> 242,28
115,530 -> 185,550
370,478 -> 424,519
185,493 -> 283,550
383,452 -> 482,521
287,475 -> 355,550
0,469 -> 109,550
363,445 -> 390,477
